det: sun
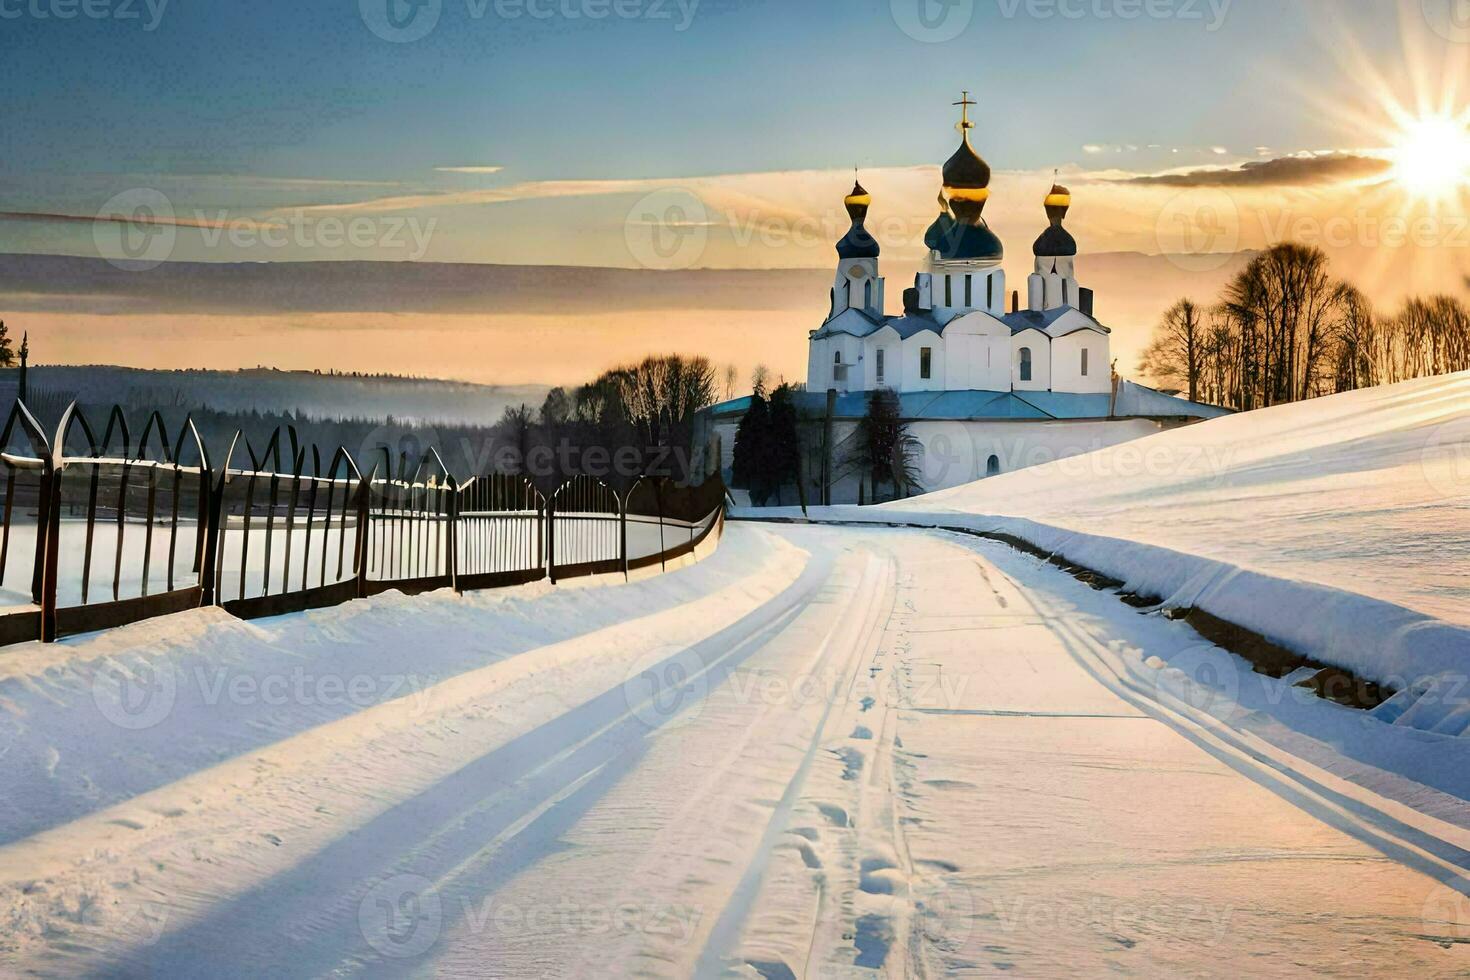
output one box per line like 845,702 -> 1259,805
1389,114 -> 1470,200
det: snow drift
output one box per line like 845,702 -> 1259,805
757,371 -> 1470,705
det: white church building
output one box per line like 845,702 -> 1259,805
811,93 -> 1110,399
701,95 -> 1229,504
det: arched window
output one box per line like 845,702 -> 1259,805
987,455 -> 1001,478
1019,347 -> 1033,383
864,280 -> 873,309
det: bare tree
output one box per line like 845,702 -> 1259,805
1139,299 -> 1207,402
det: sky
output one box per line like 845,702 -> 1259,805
0,0 -> 1468,383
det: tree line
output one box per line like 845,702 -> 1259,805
1140,242 -> 1470,410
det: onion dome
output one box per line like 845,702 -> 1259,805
836,179 -> 880,259
1033,179 -> 1077,257
928,92 -> 1003,263
923,190 -> 954,253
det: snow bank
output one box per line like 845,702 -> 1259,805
0,525 -> 809,969
739,371 -> 1470,694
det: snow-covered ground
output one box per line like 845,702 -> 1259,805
2,523 -> 1469,977
742,371 -> 1470,720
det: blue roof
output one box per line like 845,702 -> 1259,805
704,381 -> 1231,423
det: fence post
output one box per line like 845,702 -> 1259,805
619,491 -> 629,581
354,474 -> 372,599
654,479 -> 667,573
446,479 -> 460,593
198,470 -> 225,607
38,460 -> 60,642
546,495 -> 557,586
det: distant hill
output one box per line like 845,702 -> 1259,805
1,365 -> 548,428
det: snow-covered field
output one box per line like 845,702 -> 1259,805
745,371 -> 1470,715
2,522 -> 1469,977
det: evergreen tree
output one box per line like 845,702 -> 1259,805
849,388 -> 923,503
731,381 -> 774,506
767,383 -> 802,506
0,321 -> 14,368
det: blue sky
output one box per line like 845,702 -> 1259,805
3,0 -> 1414,180
1,0 -> 1463,274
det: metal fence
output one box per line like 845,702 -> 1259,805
0,401 -> 727,647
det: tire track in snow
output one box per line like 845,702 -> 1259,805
101,540 -> 838,978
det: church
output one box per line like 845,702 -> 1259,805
808,93 -> 1109,399
700,94 -> 1229,504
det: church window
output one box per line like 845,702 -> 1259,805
987,455 -> 1001,477
944,277 -> 952,307
920,347 -> 933,380
864,280 -> 873,309
876,348 -> 886,384
964,275 -> 973,307
1019,347 -> 1033,382
987,275 -> 994,309
1081,348 -> 1090,376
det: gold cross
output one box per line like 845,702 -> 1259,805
954,91 -> 976,131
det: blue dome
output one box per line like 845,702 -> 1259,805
837,222 -> 880,259
928,214 -> 1004,261
1033,224 -> 1077,257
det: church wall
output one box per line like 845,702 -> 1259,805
1012,329 -> 1052,391
807,336 -> 827,391
864,330 -> 901,390
941,312 -> 1011,392
1052,332 -> 1113,394
901,333 -> 946,392
818,417 -> 1177,504
705,412 -> 1200,506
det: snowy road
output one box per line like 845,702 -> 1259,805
3,523 -> 1470,977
